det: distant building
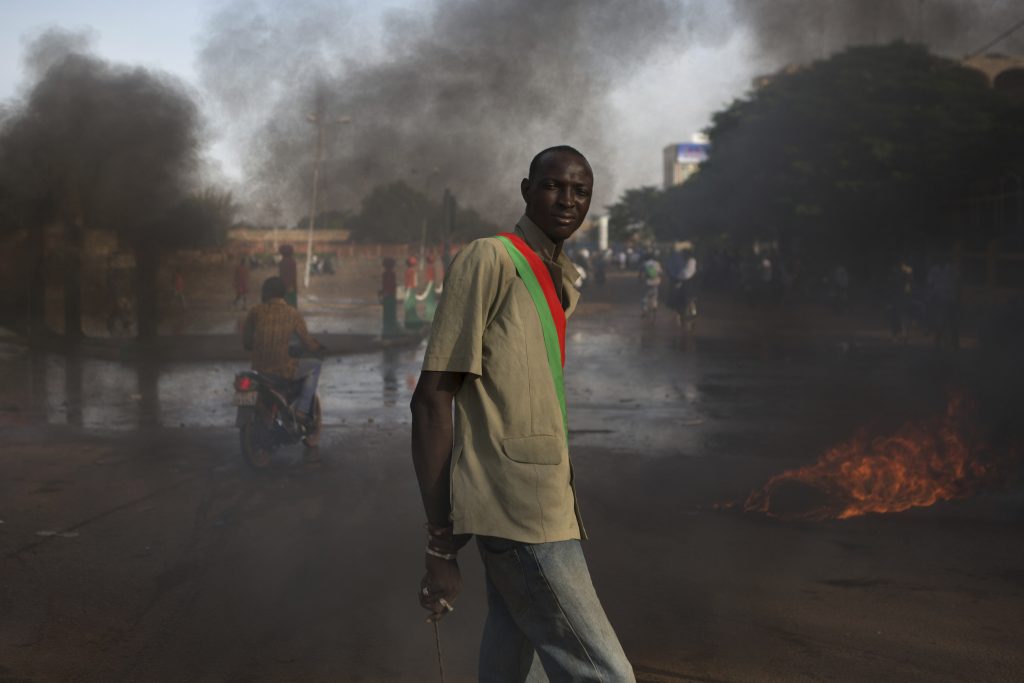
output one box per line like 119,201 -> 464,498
663,134 -> 710,189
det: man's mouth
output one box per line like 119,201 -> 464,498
554,214 -> 575,225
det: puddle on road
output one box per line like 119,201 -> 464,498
0,325 -> 718,455
1,346 -> 425,430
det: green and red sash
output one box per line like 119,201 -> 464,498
495,232 -> 568,438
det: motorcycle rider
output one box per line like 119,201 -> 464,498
242,276 -> 325,434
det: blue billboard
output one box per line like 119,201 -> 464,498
675,143 -> 709,164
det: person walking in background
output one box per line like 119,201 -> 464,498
642,251 -> 663,319
403,256 -> 423,330
278,244 -> 298,308
233,256 -> 250,309
888,259 -> 915,342
380,257 -> 401,337
668,247 -> 698,329
422,253 -> 441,322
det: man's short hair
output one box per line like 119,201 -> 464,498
528,145 -> 590,181
261,276 -> 287,302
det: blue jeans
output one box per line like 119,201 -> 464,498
294,358 -> 321,414
476,537 -> 635,683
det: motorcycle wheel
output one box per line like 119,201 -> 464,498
239,408 -> 273,469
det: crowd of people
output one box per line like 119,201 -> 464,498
561,241 -> 966,348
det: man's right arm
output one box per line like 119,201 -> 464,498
410,370 -> 465,528
411,369 -> 466,620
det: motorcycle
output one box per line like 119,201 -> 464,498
233,370 -> 322,469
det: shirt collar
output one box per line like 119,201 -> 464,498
515,214 -> 557,261
514,214 -> 581,282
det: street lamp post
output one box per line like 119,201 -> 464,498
418,166 -> 439,267
303,114 -> 351,289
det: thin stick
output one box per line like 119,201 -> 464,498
433,620 -> 446,683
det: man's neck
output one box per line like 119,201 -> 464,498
551,241 -> 563,262
516,214 -> 560,262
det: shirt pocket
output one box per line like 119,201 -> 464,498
501,435 -> 563,465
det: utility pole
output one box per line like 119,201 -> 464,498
441,188 -> 455,270
418,167 -> 439,268
303,112 -> 324,289
303,110 -> 351,288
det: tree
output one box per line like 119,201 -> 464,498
606,186 -> 663,242
657,43 -> 1022,274
346,181 -> 495,244
296,208 -> 350,231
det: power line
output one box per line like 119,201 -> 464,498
964,14 -> 1024,60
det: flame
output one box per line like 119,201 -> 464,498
744,396 -> 988,520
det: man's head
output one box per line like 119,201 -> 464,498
521,146 -> 593,244
261,276 -> 287,303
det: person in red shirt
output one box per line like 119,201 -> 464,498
403,256 -> 423,329
233,256 -> 250,309
278,244 -> 298,308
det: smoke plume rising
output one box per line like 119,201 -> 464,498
199,0 -> 710,223
732,0 -> 1024,65
198,0 -> 1024,224
0,28 -> 201,235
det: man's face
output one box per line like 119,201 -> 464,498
521,151 -> 594,244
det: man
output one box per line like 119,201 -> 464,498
234,255 -> 250,309
641,251 -> 663,318
668,247 -> 698,328
411,146 -> 634,682
243,276 -> 324,435
278,244 -> 298,308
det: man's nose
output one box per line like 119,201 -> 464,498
557,187 -> 575,207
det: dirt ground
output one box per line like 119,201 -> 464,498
1,270 -> 1022,682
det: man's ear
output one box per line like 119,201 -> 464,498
520,178 -> 530,203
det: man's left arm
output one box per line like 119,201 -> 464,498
293,313 -> 321,352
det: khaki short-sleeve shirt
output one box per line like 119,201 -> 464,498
422,215 -> 584,544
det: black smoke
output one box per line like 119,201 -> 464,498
732,0 -> 1024,65
198,0 -> 716,223
0,28 -> 204,337
0,28 -> 201,237
198,0 -> 1024,224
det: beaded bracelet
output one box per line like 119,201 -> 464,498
425,545 -> 458,561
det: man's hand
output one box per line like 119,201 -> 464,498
419,555 -> 462,622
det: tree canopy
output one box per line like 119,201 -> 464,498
613,43 -> 1024,268
345,181 -> 495,244
607,186 -> 662,243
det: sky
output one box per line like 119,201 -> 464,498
0,0 -> 760,211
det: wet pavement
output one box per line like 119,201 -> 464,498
1,275 -> 1022,682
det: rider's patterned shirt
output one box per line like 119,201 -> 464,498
243,298 -> 318,378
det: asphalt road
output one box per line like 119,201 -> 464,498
2,276 -> 1022,682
